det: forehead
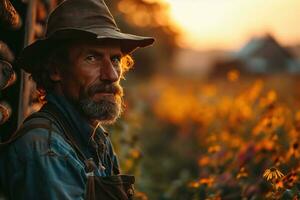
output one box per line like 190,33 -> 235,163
68,39 -> 122,56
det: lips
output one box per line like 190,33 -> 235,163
88,84 -> 121,96
92,92 -> 116,102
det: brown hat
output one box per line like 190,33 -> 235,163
17,0 -> 155,73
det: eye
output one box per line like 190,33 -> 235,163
111,55 -> 121,65
85,55 -> 97,63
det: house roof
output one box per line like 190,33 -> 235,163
235,34 -> 293,60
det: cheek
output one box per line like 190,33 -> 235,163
60,77 -> 81,98
60,70 -> 90,98
72,65 -> 98,84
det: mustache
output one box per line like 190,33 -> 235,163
87,83 -> 123,96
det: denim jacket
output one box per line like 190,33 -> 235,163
0,93 -> 120,200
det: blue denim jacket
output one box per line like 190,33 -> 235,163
0,93 -> 120,200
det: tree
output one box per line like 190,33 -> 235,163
106,0 -> 181,77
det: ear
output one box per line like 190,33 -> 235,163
49,67 -> 62,81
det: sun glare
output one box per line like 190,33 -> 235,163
164,0 -> 300,50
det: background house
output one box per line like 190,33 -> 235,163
210,34 -> 300,77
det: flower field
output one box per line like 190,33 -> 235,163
110,72 -> 300,200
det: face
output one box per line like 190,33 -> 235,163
56,40 -> 124,124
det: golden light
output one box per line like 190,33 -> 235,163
163,0 -> 300,50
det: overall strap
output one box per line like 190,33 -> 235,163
0,111 -> 53,147
1,103 -> 87,166
0,122 -> 51,146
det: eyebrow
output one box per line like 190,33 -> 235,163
84,49 -> 123,57
85,49 -> 104,56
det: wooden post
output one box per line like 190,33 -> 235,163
17,0 -> 37,126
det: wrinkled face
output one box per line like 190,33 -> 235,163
57,40 -> 124,124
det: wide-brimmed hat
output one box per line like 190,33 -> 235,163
17,0 -> 155,73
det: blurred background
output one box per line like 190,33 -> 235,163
1,0 -> 300,199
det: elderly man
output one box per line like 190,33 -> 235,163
0,0 -> 154,199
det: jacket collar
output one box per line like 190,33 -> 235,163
45,93 -> 107,148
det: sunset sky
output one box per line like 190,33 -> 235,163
163,0 -> 300,50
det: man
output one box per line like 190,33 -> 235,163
0,0 -> 154,199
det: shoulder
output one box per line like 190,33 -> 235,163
0,114 -> 87,199
8,116 -> 76,163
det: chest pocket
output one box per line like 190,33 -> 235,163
86,170 -> 135,200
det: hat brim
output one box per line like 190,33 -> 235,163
17,28 -> 154,73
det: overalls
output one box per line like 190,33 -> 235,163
0,102 -> 135,200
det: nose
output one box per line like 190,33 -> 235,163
100,58 -> 119,83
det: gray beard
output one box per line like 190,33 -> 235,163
79,97 -> 122,124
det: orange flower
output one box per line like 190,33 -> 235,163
236,167 -> 248,179
130,149 -> 141,159
208,145 -> 221,154
188,177 -> 215,188
275,180 -> 284,190
188,181 -> 200,188
263,167 -> 284,181
198,177 -> 214,187
227,69 -> 240,82
134,191 -> 148,200
198,156 -> 210,166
